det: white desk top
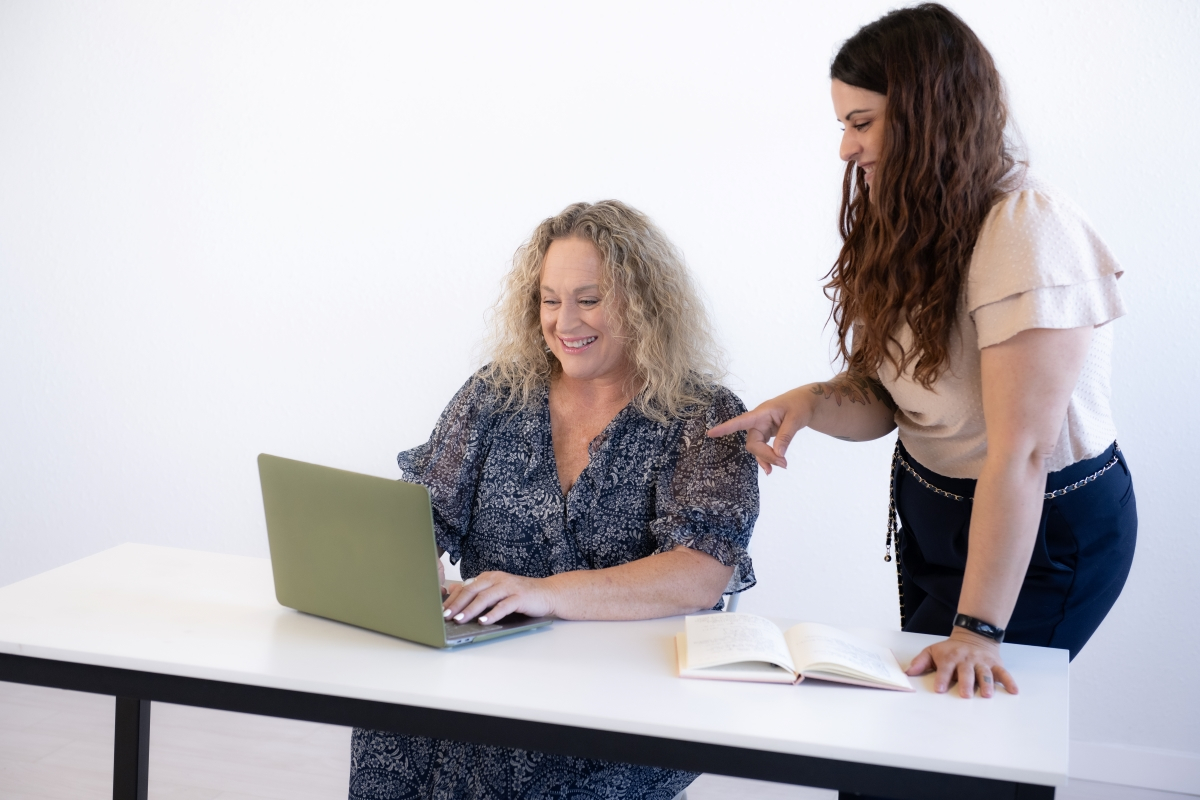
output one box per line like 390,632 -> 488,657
0,544 -> 1068,787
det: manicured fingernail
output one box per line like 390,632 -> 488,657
464,578 -> 475,585
454,613 -> 464,621
443,608 -> 452,618
479,616 -> 488,623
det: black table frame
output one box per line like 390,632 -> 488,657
0,652 -> 1054,800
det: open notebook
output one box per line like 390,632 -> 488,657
676,613 -> 913,691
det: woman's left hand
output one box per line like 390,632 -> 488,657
443,571 -> 557,625
906,628 -> 1019,698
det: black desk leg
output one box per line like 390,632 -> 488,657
113,696 -> 151,800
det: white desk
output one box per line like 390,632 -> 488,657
0,544 -> 1067,800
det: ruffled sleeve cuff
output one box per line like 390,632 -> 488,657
649,514 -> 757,596
966,172 -> 1124,311
395,441 -> 432,483
972,274 -> 1127,348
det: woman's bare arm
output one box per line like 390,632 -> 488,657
907,325 -> 1093,697
808,372 -> 899,439
441,547 -> 734,625
707,370 -> 897,473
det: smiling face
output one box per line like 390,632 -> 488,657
539,237 -> 630,385
831,79 -> 887,189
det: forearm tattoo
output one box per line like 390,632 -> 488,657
810,372 -> 898,411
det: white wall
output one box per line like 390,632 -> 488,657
2,0 -> 1197,792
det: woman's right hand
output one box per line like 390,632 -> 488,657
443,571 -> 557,625
706,387 -> 817,473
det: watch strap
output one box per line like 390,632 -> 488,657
953,613 -> 1005,642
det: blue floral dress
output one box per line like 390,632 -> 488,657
349,373 -> 759,800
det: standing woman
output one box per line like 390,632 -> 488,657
710,3 -> 1136,699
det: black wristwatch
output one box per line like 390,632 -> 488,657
953,613 -> 1005,643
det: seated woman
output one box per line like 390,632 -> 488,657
348,200 -> 759,800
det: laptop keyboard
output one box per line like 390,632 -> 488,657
443,613 -> 550,644
444,619 -> 503,638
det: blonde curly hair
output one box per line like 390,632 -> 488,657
481,200 -> 725,423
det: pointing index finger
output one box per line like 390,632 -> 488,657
707,411 -> 755,439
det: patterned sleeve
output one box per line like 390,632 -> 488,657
649,387 -> 760,595
396,372 -> 497,564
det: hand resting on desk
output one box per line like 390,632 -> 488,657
906,627 -> 1018,698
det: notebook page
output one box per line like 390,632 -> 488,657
684,613 -> 796,672
675,633 -> 796,683
783,622 -> 908,685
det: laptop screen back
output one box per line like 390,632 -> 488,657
257,453 -> 447,647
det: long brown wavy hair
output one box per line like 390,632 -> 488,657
827,3 -> 1016,387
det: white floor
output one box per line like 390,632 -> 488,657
0,681 -> 1191,800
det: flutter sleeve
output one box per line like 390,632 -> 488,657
396,373 -> 498,564
649,387 -> 760,595
967,177 -> 1127,349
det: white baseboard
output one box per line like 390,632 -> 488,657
1071,740 -> 1200,795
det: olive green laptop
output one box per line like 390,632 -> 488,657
257,453 -> 552,647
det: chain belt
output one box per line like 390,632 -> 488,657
885,440 -> 1121,628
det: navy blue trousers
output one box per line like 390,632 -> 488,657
895,440 -> 1137,659
841,443 -> 1137,800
